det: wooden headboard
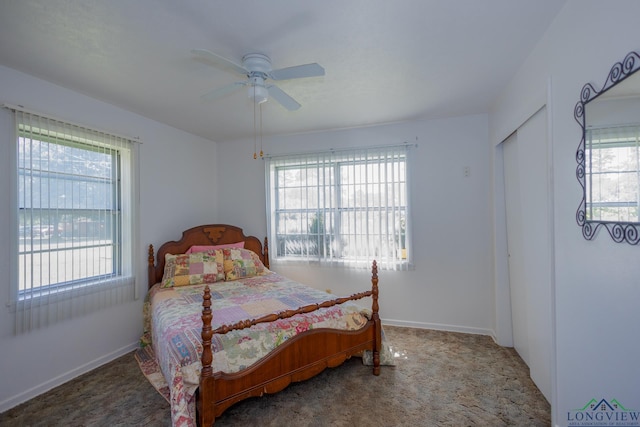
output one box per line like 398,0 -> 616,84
147,224 -> 269,289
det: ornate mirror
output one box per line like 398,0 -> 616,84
575,51 -> 640,244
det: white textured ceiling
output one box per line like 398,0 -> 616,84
0,0 -> 565,142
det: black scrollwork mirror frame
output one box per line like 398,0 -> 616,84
575,50 -> 640,244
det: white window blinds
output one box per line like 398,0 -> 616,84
266,144 -> 412,270
9,107 -> 139,333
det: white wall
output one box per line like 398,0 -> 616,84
216,115 -> 495,335
0,66 -> 219,411
490,1 -> 640,425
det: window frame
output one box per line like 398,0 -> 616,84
12,112 -> 137,309
267,145 -> 412,270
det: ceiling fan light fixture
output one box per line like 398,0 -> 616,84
249,83 -> 268,104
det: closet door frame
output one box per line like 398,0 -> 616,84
492,78 -> 556,414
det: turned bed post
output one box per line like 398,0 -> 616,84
199,286 -> 215,427
147,245 -> 155,289
371,260 -> 381,375
263,237 -> 269,269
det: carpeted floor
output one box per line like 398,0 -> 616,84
0,326 -> 550,426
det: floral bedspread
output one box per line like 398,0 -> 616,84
141,271 -> 372,427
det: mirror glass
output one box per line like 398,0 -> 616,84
576,51 -> 640,244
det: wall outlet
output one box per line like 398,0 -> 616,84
464,166 -> 470,177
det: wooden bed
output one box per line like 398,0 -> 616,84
147,224 -> 381,426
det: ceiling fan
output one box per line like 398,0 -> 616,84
192,49 -> 325,111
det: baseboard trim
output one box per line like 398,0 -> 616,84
0,341 -> 138,413
382,318 -> 497,342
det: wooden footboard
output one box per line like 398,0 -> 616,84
197,261 -> 381,427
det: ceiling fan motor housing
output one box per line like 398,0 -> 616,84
242,53 -> 272,73
243,54 -> 271,104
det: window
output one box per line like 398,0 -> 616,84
586,125 -> 640,222
10,109 -> 138,332
266,145 -> 412,270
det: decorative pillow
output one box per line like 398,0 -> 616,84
222,248 -> 266,281
185,241 -> 244,254
161,251 -> 225,288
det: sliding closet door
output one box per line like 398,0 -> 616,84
503,133 -> 530,366
502,107 -> 552,402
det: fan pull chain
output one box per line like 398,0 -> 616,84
253,86 -> 257,159
259,103 -> 264,158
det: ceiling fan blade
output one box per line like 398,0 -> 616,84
191,49 -> 247,76
267,85 -> 301,111
201,82 -> 246,101
269,63 -> 325,81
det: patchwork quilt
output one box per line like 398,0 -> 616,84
141,271 -> 372,427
